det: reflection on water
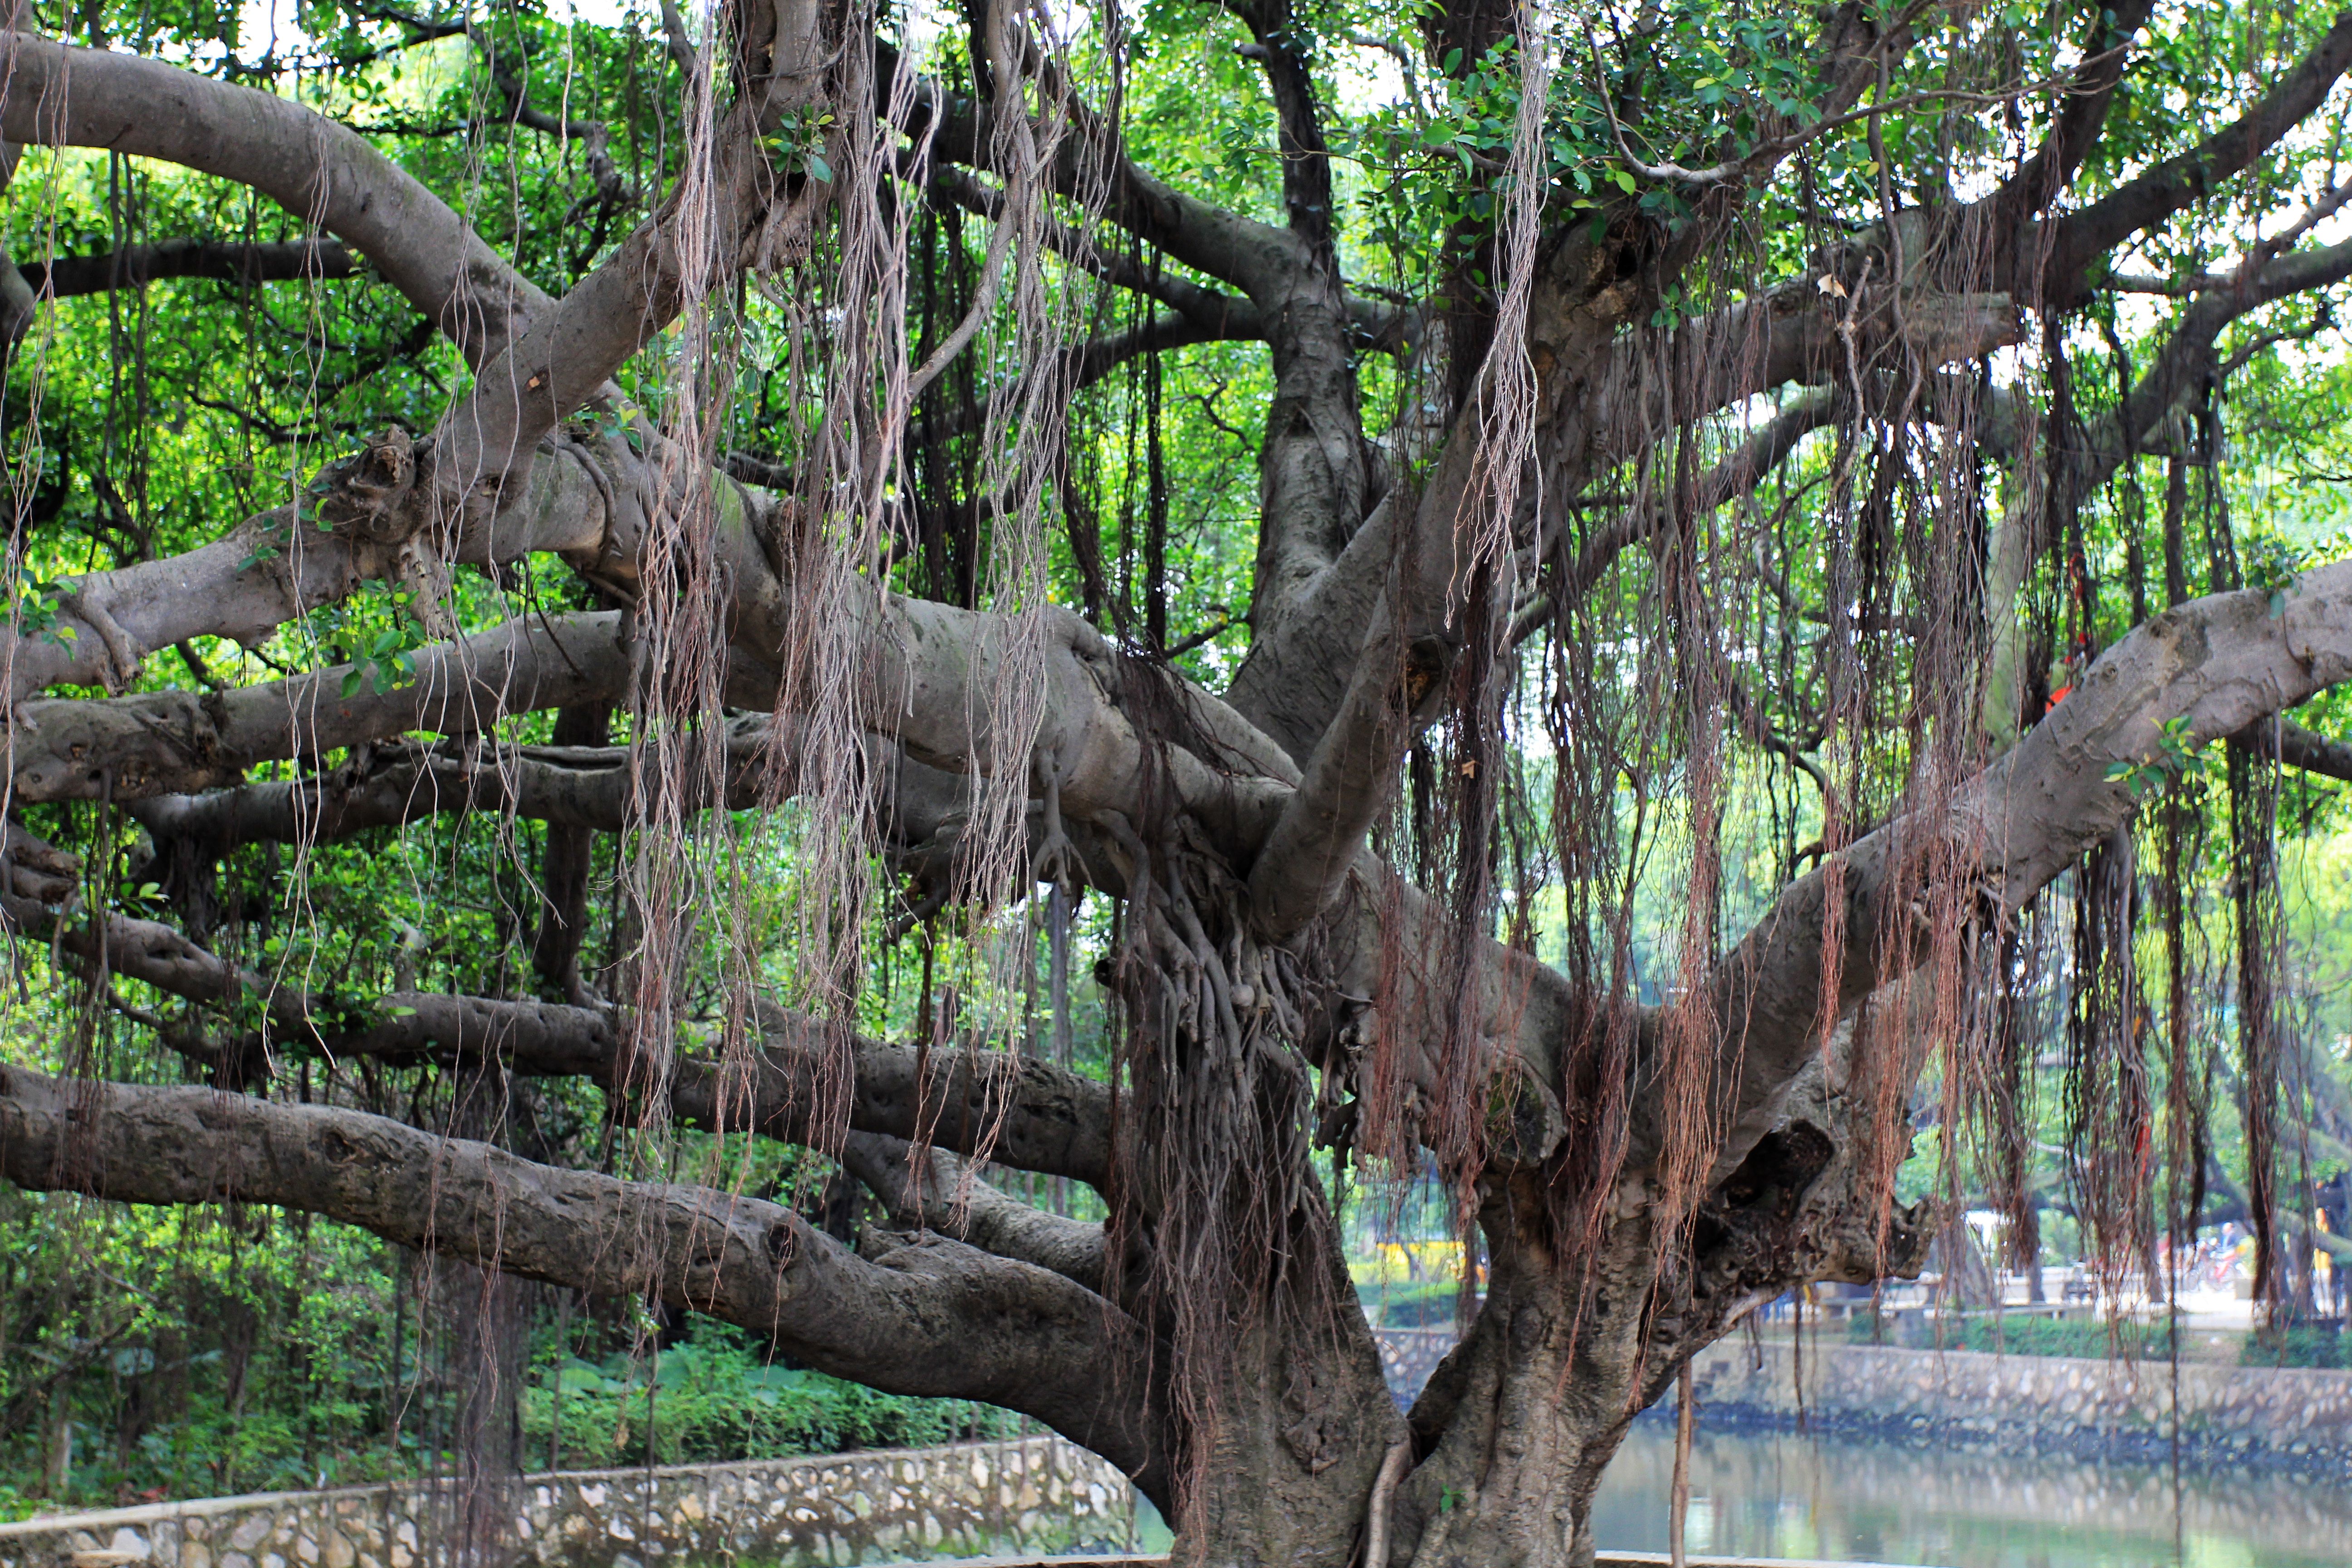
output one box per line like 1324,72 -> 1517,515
1589,1419 -> 2352,1567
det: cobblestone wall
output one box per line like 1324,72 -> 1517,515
0,1437 -> 1135,1568
1689,1340 -> 2352,1469
1373,1328 -> 1455,1406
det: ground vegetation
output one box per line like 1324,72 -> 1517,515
7,0 -> 2352,1562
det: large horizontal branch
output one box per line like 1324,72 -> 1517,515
10,611 -> 632,803
24,238 -> 356,296
0,848 -> 1123,1187
0,888 -> 325,1040
0,370 -> 652,700
327,1003 -> 1125,1191
0,34 -> 546,364
0,1065 -> 1170,1503
29,559 -> 1573,1186
325,995 -> 1125,1192
674,1015 -> 1120,1190
1588,280 -> 2024,474
5,461 -> 1287,841
123,722 -> 771,850
2231,715 -> 2352,781
1705,561 -> 2352,1180
841,1130 -> 1110,1291
0,833 -> 614,1069
116,720 -> 1054,963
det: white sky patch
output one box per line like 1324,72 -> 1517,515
233,0 -> 644,71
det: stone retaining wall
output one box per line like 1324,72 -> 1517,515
0,1438 -> 1134,1568
1688,1339 -> 2352,1470
1372,1329 -> 1455,1406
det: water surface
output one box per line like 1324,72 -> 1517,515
1589,1420 -> 2352,1568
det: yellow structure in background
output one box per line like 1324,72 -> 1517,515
1350,1240 -> 1478,1289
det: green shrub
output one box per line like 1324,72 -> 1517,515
522,1328 -> 1023,1469
2240,1327 -> 2346,1370
1845,1312 -> 2178,1359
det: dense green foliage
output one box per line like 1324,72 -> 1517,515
521,1332 -> 1021,1471
0,1187 -> 1018,1520
12,0 -> 2352,1541
2241,1324 -> 2350,1370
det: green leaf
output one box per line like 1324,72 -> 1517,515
744,1365 -> 807,1389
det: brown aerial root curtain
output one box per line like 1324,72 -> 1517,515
11,0 -> 2352,1563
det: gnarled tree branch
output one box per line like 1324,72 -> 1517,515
0,1065 -> 1170,1504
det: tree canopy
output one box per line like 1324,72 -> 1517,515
5,0 -> 2352,1562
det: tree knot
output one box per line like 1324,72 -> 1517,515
313,428 -> 423,544
1397,636 -> 1452,715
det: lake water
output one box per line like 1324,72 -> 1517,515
1588,1419 -> 2352,1568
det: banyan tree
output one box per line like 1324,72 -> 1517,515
4,0 -> 2352,1561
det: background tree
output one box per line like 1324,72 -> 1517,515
5,0 -> 2352,1563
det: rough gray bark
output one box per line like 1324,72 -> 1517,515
0,1065 -> 1173,1504
10,612 -> 631,802
23,236 -> 356,295
839,1132 -> 1108,1289
1707,563 -> 2352,1185
10,9 -> 2352,1568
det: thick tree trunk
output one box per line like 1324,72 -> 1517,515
1175,1190 -> 1403,1568
1386,1181 -> 1659,1568
1167,1171 -> 1681,1568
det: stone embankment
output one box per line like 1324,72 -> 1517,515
1373,1328 -> 1455,1405
0,1437 -> 1134,1568
1687,1340 -> 2352,1469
